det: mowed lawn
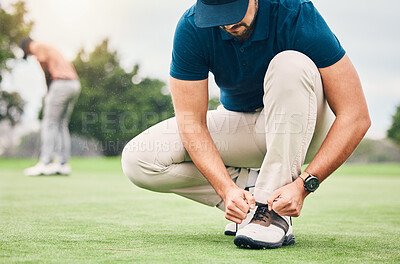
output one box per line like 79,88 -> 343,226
1,158 -> 399,263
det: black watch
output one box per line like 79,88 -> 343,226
299,172 -> 320,192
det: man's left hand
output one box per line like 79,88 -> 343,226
266,178 -> 309,217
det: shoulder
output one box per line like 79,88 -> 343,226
176,5 -> 211,35
176,5 -> 197,32
29,41 -> 50,60
31,41 -> 57,54
174,5 -> 213,45
183,4 -> 196,19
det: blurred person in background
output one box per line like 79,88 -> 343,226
20,37 -> 81,176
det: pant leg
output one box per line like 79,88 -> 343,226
122,107 -> 266,207
40,83 -> 63,164
253,51 -> 334,203
40,80 -> 80,164
57,80 -> 81,164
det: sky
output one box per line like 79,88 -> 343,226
1,0 -> 400,139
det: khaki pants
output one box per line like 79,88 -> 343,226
121,51 -> 334,207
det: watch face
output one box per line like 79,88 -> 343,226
305,176 -> 319,192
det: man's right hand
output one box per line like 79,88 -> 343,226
223,187 -> 255,224
170,77 -> 255,224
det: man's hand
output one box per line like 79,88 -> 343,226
223,187 -> 255,224
266,178 -> 308,217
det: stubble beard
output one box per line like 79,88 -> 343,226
221,0 -> 258,41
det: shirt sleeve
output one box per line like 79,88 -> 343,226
170,15 -> 209,81
290,1 -> 346,68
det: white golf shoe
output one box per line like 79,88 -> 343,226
56,163 -> 71,175
225,208 -> 255,236
234,203 -> 295,249
24,162 -> 58,176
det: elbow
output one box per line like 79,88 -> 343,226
364,115 -> 372,131
176,113 -> 208,136
364,116 -> 371,134
339,109 -> 371,137
357,111 -> 371,136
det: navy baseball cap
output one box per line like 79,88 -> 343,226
19,37 -> 33,60
195,0 -> 249,28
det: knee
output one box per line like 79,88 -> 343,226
264,51 -> 319,95
121,137 -> 158,191
121,138 -> 140,183
269,51 -> 318,76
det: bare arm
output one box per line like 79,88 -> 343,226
306,54 -> 371,180
267,54 -> 371,216
170,77 -> 255,223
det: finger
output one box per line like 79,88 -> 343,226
244,191 -> 255,209
275,207 -> 297,217
271,196 -> 285,210
225,212 -> 243,224
226,202 -> 248,219
271,196 -> 290,214
267,190 -> 281,211
279,203 -> 302,217
232,195 -> 250,215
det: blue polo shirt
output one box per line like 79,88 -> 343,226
170,0 -> 346,112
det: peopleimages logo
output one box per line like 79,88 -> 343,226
123,139 -> 230,153
79,139 -> 126,153
81,111 -> 172,134
80,110 -> 314,136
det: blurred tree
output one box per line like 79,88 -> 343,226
0,1 -> 32,126
70,39 -> 174,156
0,90 -> 24,125
388,105 -> 400,145
208,97 -> 220,110
0,1 -> 33,69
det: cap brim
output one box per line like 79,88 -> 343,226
195,0 -> 249,28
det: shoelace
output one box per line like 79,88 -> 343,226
251,202 -> 290,232
252,203 -> 271,223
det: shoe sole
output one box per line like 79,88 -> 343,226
26,172 -> 69,176
56,172 -> 70,176
26,172 -> 56,176
234,234 -> 295,249
224,230 -> 236,236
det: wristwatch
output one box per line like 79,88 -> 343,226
299,172 -> 320,192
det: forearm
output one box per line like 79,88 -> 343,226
267,113 -> 370,216
178,120 -> 236,199
170,77 -> 255,221
306,55 -> 371,183
305,114 -> 370,182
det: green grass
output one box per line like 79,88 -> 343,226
1,158 -> 400,263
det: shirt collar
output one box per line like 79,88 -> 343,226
220,0 -> 270,42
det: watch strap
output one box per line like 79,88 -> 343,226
299,171 -> 310,181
